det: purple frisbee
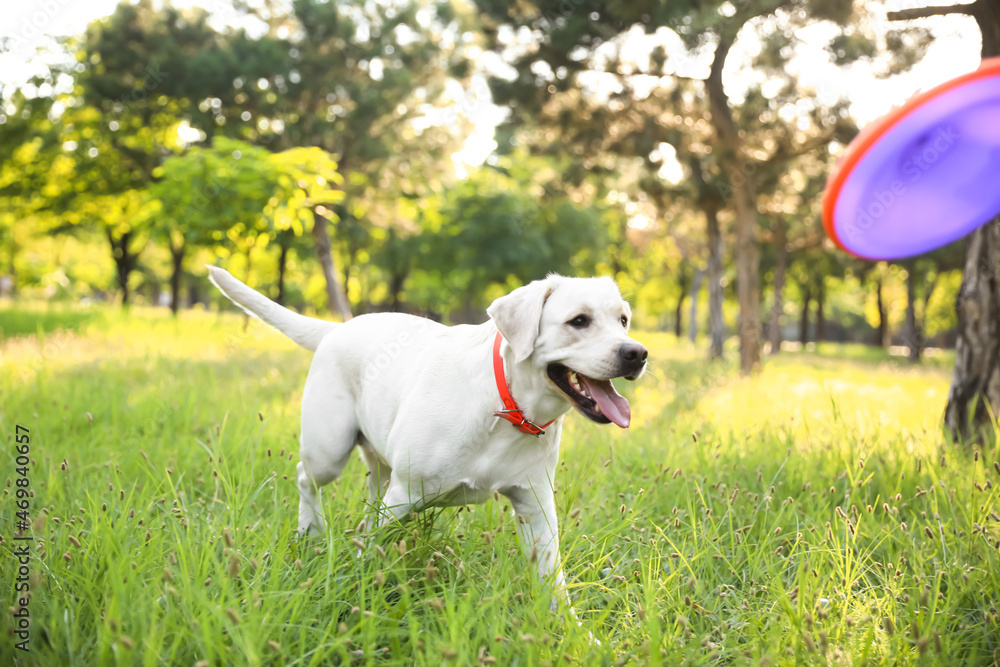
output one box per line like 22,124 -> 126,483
823,57 -> 1000,260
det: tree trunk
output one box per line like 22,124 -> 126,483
189,280 -> 201,308
945,218 -> 1000,439
169,242 -> 184,315
815,279 -> 826,343
5,239 -> 18,297
689,268 -> 704,343
708,36 -> 760,374
313,209 -> 352,321
906,263 -> 921,363
706,199 -> 725,361
107,230 -> 138,307
342,246 -> 355,308
799,284 -> 811,344
389,269 -> 407,311
674,267 -> 688,338
769,216 -> 787,355
276,243 -> 289,306
876,273 -> 888,347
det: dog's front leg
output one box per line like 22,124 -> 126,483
504,482 -> 600,644
503,484 -> 569,611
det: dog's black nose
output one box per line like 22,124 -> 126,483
619,343 -> 648,367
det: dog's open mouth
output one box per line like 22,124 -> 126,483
546,364 -> 631,428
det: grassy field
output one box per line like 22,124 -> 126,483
1,305 -> 998,666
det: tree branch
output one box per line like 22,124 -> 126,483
887,2 -> 976,22
761,125 -> 839,167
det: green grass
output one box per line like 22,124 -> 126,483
1,307 -> 998,666
0,302 -> 102,339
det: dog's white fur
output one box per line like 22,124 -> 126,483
207,266 -> 646,607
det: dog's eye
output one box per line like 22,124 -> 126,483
620,315 -> 628,328
567,315 -> 590,329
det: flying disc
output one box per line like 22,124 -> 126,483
822,57 -> 1000,260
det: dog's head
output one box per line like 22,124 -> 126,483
487,275 -> 647,428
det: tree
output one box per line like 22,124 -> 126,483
755,146 -> 839,353
0,88 -> 63,294
410,161 -> 608,321
41,101 -> 178,305
899,245 -> 963,363
8,0 -> 269,304
887,1 -> 1000,439
248,0 -> 473,314
152,137 -> 287,313
270,147 -> 350,320
59,0 -> 462,314
475,0 -> 861,373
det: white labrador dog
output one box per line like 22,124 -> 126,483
208,267 -> 647,608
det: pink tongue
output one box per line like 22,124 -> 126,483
579,375 -> 631,428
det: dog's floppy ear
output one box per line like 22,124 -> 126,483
487,277 -> 559,363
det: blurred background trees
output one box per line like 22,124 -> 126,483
0,0 -> 986,383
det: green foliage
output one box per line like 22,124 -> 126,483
270,146 -> 345,235
409,164 -> 609,316
924,270 -> 962,337
829,30 -> 878,65
881,29 -> 936,78
153,137 -> 285,254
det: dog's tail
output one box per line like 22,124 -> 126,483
207,265 -> 337,352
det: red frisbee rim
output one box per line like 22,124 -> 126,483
822,56 -> 1000,260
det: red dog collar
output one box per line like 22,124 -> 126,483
492,332 -> 554,436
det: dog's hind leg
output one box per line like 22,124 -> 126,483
297,378 -> 359,535
357,442 -> 392,534
371,477 -> 416,529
